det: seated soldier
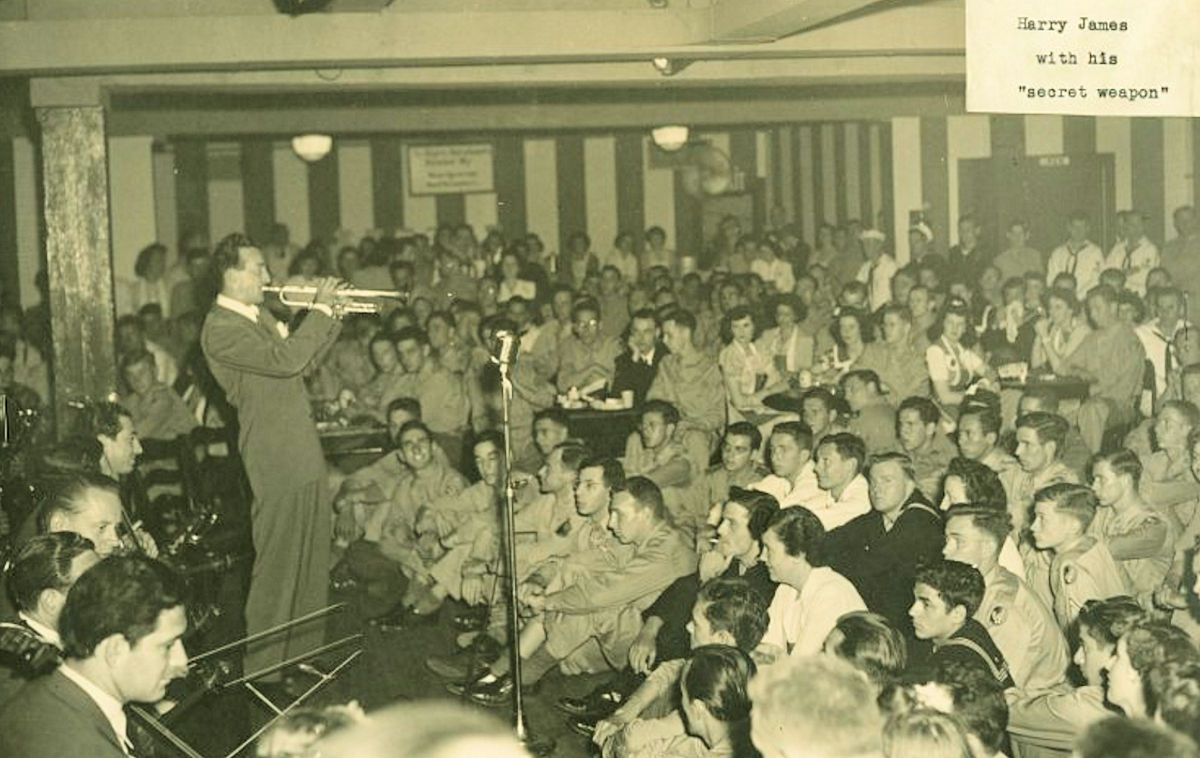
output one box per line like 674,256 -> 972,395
826,452 -> 944,643
557,297 -> 623,394
470,318 -> 556,465
1139,400 -> 1200,518
1016,389 -> 1092,479
759,506 -> 867,659
955,403 -> 1017,476
559,488 -> 780,733
896,396 -> 957,501
798,386 -> 850,443
839,369 -> 899,454
1001,411 -> 1079,539
118,350 -> 196,441
512,407 -> 570,479
943,504 -> 1069,691
353,333 -> 409,423
909,559 -> 1016,689
331,398 -> 421,549
427,452 -> 621,681
701,423 -> 768,518
455,478 -> 696,706
648,309 -> 727,478
392,327 -> 470,470
0,533 -> 100,706
0,555 -> 189,758
591,579 -> 768,754
623,400 -> 701,533
1063,284 -> 1146,453
1007,596 -> 1144,752
1090,449 -> 1175,595
1027,483 -> 1129,632
820,611 -> 909,694
753,421 -> 823,510
345,421 -> 467,623
810,432 -> 872,529
855,303 -> 930,401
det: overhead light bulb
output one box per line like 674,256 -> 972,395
652,125 -> 689,152
291,134 -> 333,162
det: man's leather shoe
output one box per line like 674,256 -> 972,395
451,606 -> 489,633
566,715 -> 597,738
465,673 -> 541,707
554,684 -> 625,717
371,605 -> 438,632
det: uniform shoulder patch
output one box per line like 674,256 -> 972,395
988,605 -> 1008,627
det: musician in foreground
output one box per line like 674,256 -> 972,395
0,554 -> 189,757
201,232 -> 344,681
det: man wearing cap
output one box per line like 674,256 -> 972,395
855,229 -> 896,312
908,223 -> 936,262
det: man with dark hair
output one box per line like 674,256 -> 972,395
896,395 -> 956,500
0,555 -> 189,757
703,422 -> 767,513
811,432 -> 871,528
946,215 -> 992,286
0,533 -> 100,705
557,297 -> 622,394
119,349 -> 197,441
943,504 -> 1069,690
1001,411 -> 1079,537
826,452 -> 943,641
391,326 -> 470,468
798,386 -> 849,442
1065,284 -> 1147,452
648,309 -> 727,477
459,477 -> 695,706
115,313 -> 178,389
855,303 -> 929,400
840,369 -> 899,454
202,232 -> 343,676
611,308 -> 667,407
40,473 -> 134,559
1017,390 -> 1092,478
513,407 -> 570,476
910,559 -> 1014,688
955,404 -> 1017,475
624,399 -> 700,532
754,421 -> 822,509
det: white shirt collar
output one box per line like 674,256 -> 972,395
18,611 -> 62,649
59,663 -> 131,754
215,293 -> 260,323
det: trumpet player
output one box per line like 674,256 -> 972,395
201,233 -> 344,684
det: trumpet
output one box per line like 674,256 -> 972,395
262,285 -> 407,314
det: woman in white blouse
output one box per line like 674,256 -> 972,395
598,231 -> 640,284
1031,287 -> 1091,374
719,305 -> 789,422
756,294 -> 815,383
925,296 -> 993,409
814,307 -> 872,384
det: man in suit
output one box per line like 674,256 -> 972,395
201,232 -> 343,677
0,554 -> 188,757
611,308 -> 668,407
0,532 -> 100,706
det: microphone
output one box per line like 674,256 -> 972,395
492,330 -> 519,367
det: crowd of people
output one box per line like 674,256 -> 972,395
2,200 -> 1200,758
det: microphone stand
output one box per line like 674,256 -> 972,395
495,342 -> 528,741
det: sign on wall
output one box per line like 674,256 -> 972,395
408,143 -> 495,195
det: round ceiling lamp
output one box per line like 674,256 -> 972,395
651,125 -> 690,152
291,134 -> 333,162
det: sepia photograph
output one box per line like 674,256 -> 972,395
0,1 -> 1198,757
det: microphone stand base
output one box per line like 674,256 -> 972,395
521,732 -> 557,757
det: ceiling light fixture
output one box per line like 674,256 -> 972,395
291,134 -> 333,162
651,125 -> 690,152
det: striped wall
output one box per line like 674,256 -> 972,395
2,117 -> 1198,308
890,116 -> 1198,262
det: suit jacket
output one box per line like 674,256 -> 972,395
201,304 -> 341,497
0,669 -> 127,758
610,342 -> 668,406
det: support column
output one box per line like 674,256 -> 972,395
37,106 -> 117,428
